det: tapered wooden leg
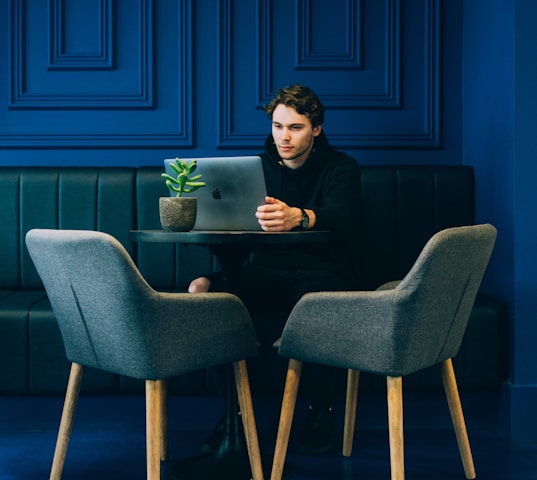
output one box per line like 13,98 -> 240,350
233,360 -> 264,480
441,358 -> 476,479
160,379 -> 168,461
50,362 -> 83,480
146,379 -> 163,480
387,376 -> 404,480
343,369 -> 360,457
270,359 -> 303,480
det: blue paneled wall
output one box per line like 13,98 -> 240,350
1,0 -> 458,165
3,0 -> 535,443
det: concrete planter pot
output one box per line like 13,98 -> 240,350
159,197 -> 197,231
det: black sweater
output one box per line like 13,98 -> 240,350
253,131 -> 362,285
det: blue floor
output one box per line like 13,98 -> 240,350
1,391 -> 536,479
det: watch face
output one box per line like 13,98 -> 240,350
301,210 -> 309,229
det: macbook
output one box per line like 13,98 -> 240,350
163,156 -> 267,230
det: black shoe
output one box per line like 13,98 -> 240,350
200,417 -> 225,454
295,405 -> 336,455
200,413 -> 247,455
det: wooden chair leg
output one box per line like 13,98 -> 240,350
160,379 -> 168,461
441,358 -> 476,479
50,362 -> 83,480
387,376 -> 404,480
233,360 -> 264,480
343,369 -> 360,457
270,358 -> 303,480
146,379 -> 164,480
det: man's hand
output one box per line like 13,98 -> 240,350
256,196 -> 312,232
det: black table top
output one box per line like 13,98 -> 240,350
129,229 -> 331,246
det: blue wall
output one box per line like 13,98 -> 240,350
2,0 -> 535,442
1,0 -> 461,165
462,0 -> 537,444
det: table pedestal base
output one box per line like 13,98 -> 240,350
169,362 -> 294,479
169,452 -> 292,480
169,452 -> 252,480
169,410 -> 292,479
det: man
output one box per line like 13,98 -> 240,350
190,84 -> 361,454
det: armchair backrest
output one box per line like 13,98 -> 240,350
279,224 -> 497,377
26,229 -> 146,373
390,224 -> 497,370
25,229 -> 258,380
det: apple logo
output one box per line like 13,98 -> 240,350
212,188 -> 222,200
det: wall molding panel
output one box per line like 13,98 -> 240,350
295,0 -> 363,71
217,0 -> 265,148
10,0 -> 153,110
218,0 -> 440,150
3,0 -> 193,149
48,0 -> 114,71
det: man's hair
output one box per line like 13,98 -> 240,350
264,84 -> 325,128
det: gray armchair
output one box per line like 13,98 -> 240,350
270,224 -> 497,480
25,229 -> 264,480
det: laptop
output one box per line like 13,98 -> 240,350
163,156 -> 267,231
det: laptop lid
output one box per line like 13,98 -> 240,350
163,156 -> 267,231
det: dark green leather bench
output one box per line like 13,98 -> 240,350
0,166 -> 508,395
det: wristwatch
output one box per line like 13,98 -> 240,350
300,208 -> 310,230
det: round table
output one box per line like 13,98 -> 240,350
130,229 -> 331,292
130,229 -> 331,479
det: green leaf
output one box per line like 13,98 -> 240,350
163,157 -> 205,197
161,173 -> 179,184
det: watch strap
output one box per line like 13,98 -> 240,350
300,208 -> 310,230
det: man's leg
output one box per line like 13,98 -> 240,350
240,266 -> 351,454
188,273 -> 240,454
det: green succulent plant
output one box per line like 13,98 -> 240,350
162,158 -> 206,197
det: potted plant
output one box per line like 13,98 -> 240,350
159,158 -> 206,231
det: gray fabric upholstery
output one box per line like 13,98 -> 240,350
277,224 -> 497,377
25,229 -> 259,380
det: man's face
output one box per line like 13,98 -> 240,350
271,104 -> 322,168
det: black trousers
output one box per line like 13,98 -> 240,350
209,263 -> 352,408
